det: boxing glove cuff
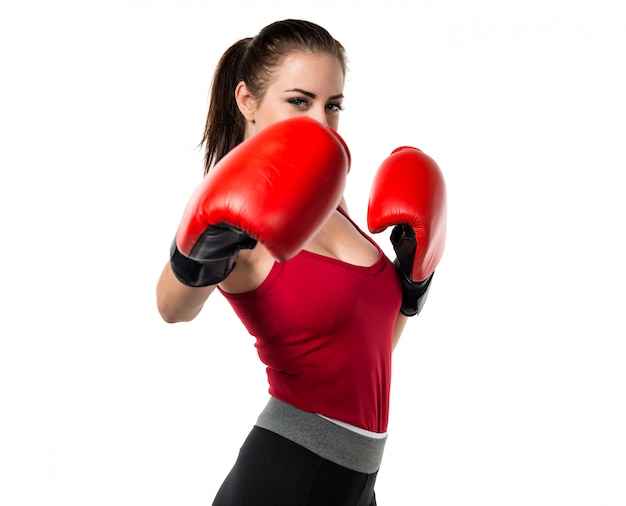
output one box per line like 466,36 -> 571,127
170,224 -> 257,287
394,261 -> 434,317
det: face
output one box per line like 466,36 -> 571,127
237,52 -> 345,137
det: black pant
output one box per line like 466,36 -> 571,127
213,426 -> 378,506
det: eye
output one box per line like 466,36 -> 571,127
288,97 -> 309,109
326,102 -> 345,112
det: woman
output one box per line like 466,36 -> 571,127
156,19 -> 443,506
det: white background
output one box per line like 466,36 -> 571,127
1,0 -> 625,504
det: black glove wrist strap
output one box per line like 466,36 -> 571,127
169,224 -> 257,288
170,240 -> 237,287
394,260 -> 434,317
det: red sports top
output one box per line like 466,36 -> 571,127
219,210 -> 402,433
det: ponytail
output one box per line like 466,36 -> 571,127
200,37 -> 251,175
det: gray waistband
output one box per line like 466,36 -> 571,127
254,397 -> 386,474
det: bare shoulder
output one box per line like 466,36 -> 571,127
219,243 -> 275,294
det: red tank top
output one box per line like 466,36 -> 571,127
219,210 -> 402,432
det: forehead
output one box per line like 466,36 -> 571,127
270,52 -> 345,89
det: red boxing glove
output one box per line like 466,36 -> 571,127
368,147 -> 446,316
171,117 -> 351,287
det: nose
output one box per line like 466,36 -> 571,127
307,107 -> 328,127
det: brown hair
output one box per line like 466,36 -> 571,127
200,19 -> 347,175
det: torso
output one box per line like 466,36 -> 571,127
217,206 -> 402,432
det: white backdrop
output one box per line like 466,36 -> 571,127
1,0 -> 625,504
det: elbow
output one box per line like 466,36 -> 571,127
157,301 -> 193,324
159,310 -> 182,324
156,295 -> 204,324
157,303 -> 181,324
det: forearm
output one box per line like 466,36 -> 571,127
156,262 -> 216,323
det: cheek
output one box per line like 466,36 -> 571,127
255,106 -> 293,131
327,115 -> 340,131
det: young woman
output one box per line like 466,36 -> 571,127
157,19 -> 445,506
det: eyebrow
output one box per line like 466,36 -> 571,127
284,88 -> 344,101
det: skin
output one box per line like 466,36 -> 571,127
156,51 -> 407,348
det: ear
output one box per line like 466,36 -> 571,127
235,81 -> 256,122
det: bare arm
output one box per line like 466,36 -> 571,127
392,312 -> 408,351
156,262 -> 216,323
